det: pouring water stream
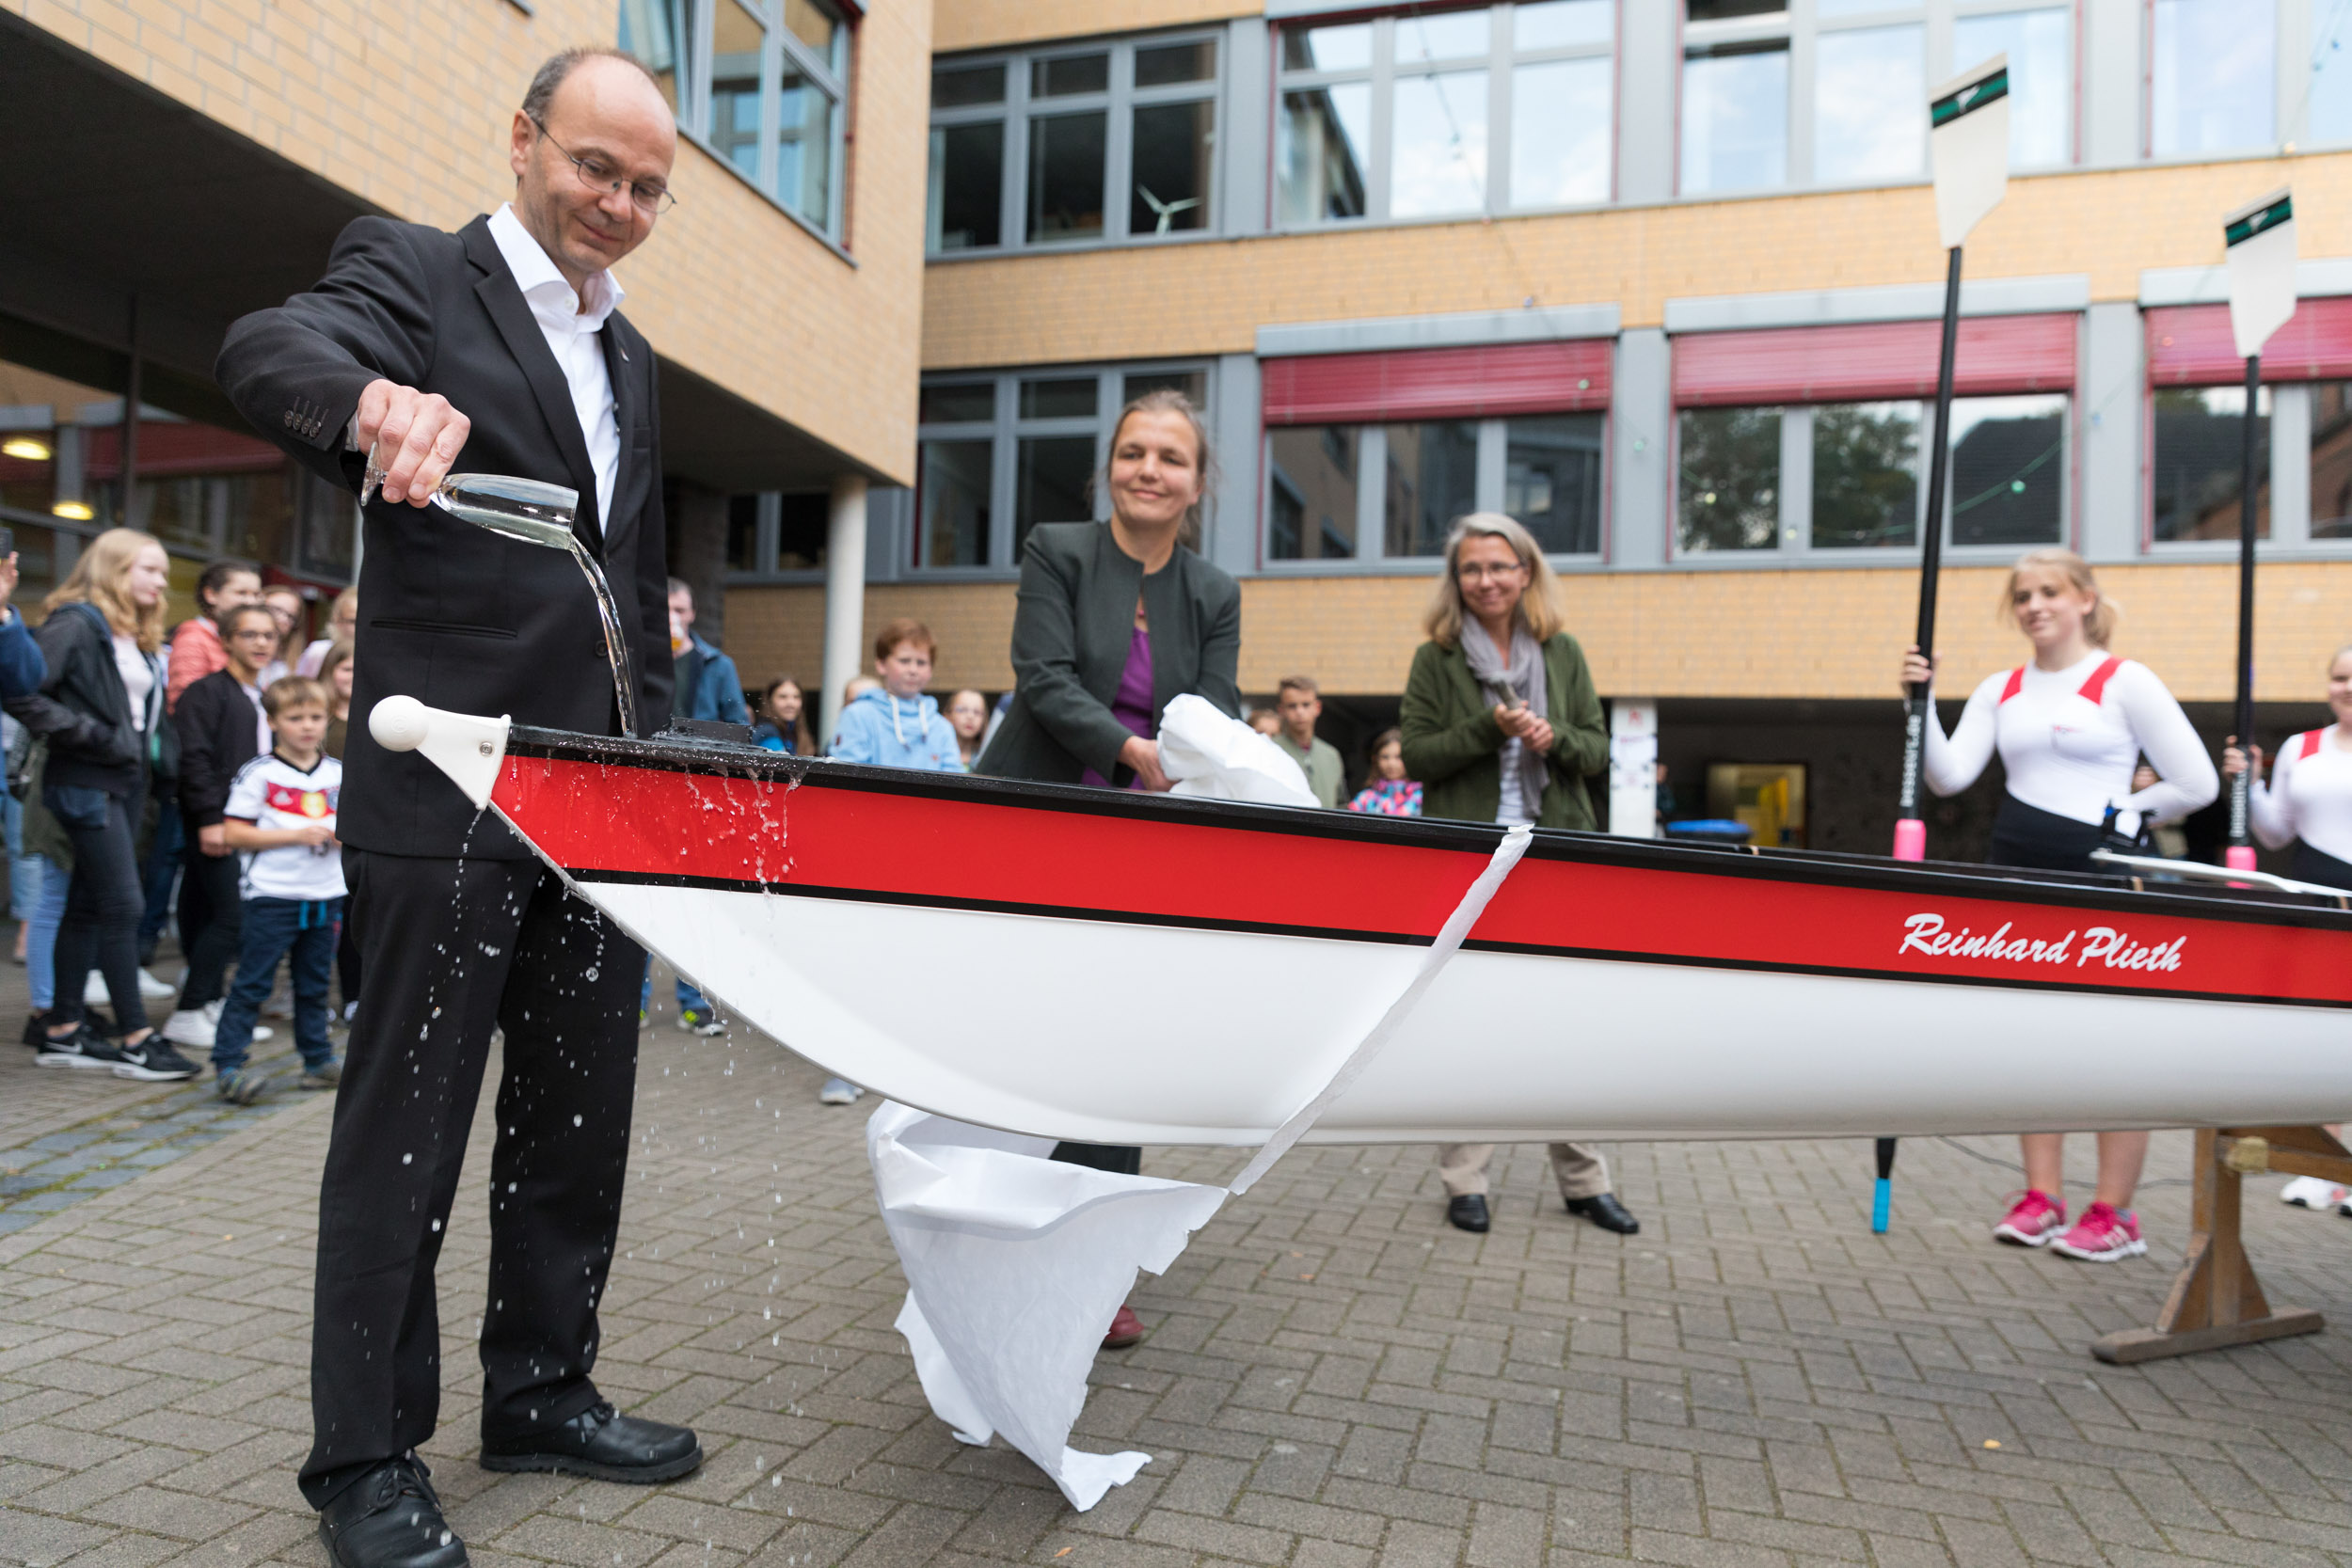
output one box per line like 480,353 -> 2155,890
364,448 -> 640,736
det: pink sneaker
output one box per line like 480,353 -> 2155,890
2050,1201 -> 2146,1262
1993,1190 -> 2066,1247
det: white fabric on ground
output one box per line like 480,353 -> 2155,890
870,825 -> 1534,1510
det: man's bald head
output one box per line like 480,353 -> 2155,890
509,49 -> 678,293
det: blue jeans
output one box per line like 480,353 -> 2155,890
213,895 -> 342,1073
639,955 -> 708,1017
4,789 -> 39,922
26,853 -> 67,1012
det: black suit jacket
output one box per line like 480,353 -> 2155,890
216,214 -> 674,859
975,522 -> 1242,784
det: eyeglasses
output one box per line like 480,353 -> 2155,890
230,628 -> 279,642
1455,562 -> 1528,583
529,114 -> 677,215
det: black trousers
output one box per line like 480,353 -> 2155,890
300,847 -> 644,1509
176,817 -> 245,1011
50,787 -> 149,1033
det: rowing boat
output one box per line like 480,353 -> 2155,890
373,699 -> 2352,1148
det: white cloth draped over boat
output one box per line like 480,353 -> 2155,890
869,713 -> 1534,1509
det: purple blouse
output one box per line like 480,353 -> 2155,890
1079,626 -> 1155,790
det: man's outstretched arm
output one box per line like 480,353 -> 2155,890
215,215 -> 470,507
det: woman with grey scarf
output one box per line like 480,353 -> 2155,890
1397,513 -> 1638,1238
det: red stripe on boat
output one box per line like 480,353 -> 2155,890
493,754 -> 2352,1007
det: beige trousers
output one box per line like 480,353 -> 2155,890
1438,1142 -> 1610,1201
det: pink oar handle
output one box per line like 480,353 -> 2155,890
1891,818 -> 1927,863
2225,845 -> 2258,871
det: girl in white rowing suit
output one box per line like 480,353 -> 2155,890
1899,548 -> 2217,1265
2222,643 -> 2352,1215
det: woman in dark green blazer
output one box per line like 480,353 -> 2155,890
974,390 -> 1240,1349
975,395 -> 1241,788
1397,514 -> 1608,829
1398,512 -> 1638,1240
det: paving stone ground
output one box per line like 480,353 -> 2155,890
3,960 -> 2350,1568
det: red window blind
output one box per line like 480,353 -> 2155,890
1262,340 -> 1613,426
82,422 -> 286,480
1671,315 -> 2077,407
2145,299 -> 2352,386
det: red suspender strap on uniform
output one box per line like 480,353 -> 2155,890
2299,729 -> 2325,761
2075,657 -> 2125,706
1997,667 -> 2026,703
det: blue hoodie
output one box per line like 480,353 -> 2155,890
829,688 -> 965,772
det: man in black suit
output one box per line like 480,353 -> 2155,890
216,47 -> 693,1568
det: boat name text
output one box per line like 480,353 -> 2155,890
1898,913 -> 2184,973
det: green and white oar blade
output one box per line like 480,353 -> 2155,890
1929,54 -> 2010,248
2224,187 -> 2296,359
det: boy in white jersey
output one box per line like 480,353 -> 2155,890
213,675 -> 345,1103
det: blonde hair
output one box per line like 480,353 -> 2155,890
1422,513 -> 1565,648
44,529 -> 167,653
2000,547 -> 2119,649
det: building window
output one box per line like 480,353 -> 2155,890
2151,386 -> 2271,544
1680,1 -> 2073,197
2314,382 -> 2352,539
623,0 -> 851,239
1267,414 -> 1607,564
1677,406 -> 1783,552
1677,396 -> 2067,557
2151,0 -> 2275,157
914,364 -> 1214,570
2314,4 -> 2352,147
928,35 -> 1220,254
1276,2 -> 1614,227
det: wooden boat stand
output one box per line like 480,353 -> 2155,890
2091,1126 -> 2352,1363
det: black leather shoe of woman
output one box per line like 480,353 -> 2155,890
317,1455 -> 468,1568
1565,1192 -> 1640,1234
1446,1195 -> 1490,1233
479,1402 -> 702,1482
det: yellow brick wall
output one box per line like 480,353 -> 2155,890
726,562 -> 2352,707
11,0 -> 927,484
933,0 -> 1256,55
924,153 -> 2352,369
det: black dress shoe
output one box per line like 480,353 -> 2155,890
1565,1192 -> 1640,1234
317,1455 -> 467,1568
1447,1195 -> 1490,1233
480,1401 -> 702,1482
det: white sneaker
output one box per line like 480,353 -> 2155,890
83,970 -> 177,1004
2280,1175 -> 2349,1210
199,997 -> 271,1043
818,1077 -> 863,1105
160,1008 -> 216,1048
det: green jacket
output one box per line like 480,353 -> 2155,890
1398,633 -> 1608,830
1270,732 -> 1344,808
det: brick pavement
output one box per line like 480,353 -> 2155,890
3,963 -> 2351,1568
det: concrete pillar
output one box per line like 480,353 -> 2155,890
819,473 -> 869,749
669,483 -> 729,646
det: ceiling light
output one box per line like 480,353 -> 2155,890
52,500 -> 94,521
1,437 -> 52,463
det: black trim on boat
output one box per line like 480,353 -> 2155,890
505,726 -> 2352,932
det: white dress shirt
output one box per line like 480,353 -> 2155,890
487,203 -> 623,529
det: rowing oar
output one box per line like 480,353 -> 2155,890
1878,55 -> 2012,1234
2220,188 -> 2297,874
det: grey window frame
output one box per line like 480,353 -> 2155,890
1677,0 -> 2081,198
910,361 -> 1218,576
648,0 -> 853,245
926,32 -> 1225,256
2142,378 -> 2352,556
1666,389 -> 2074,565
1273,3 -> 1618,229
1261,413 -> 1611,572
